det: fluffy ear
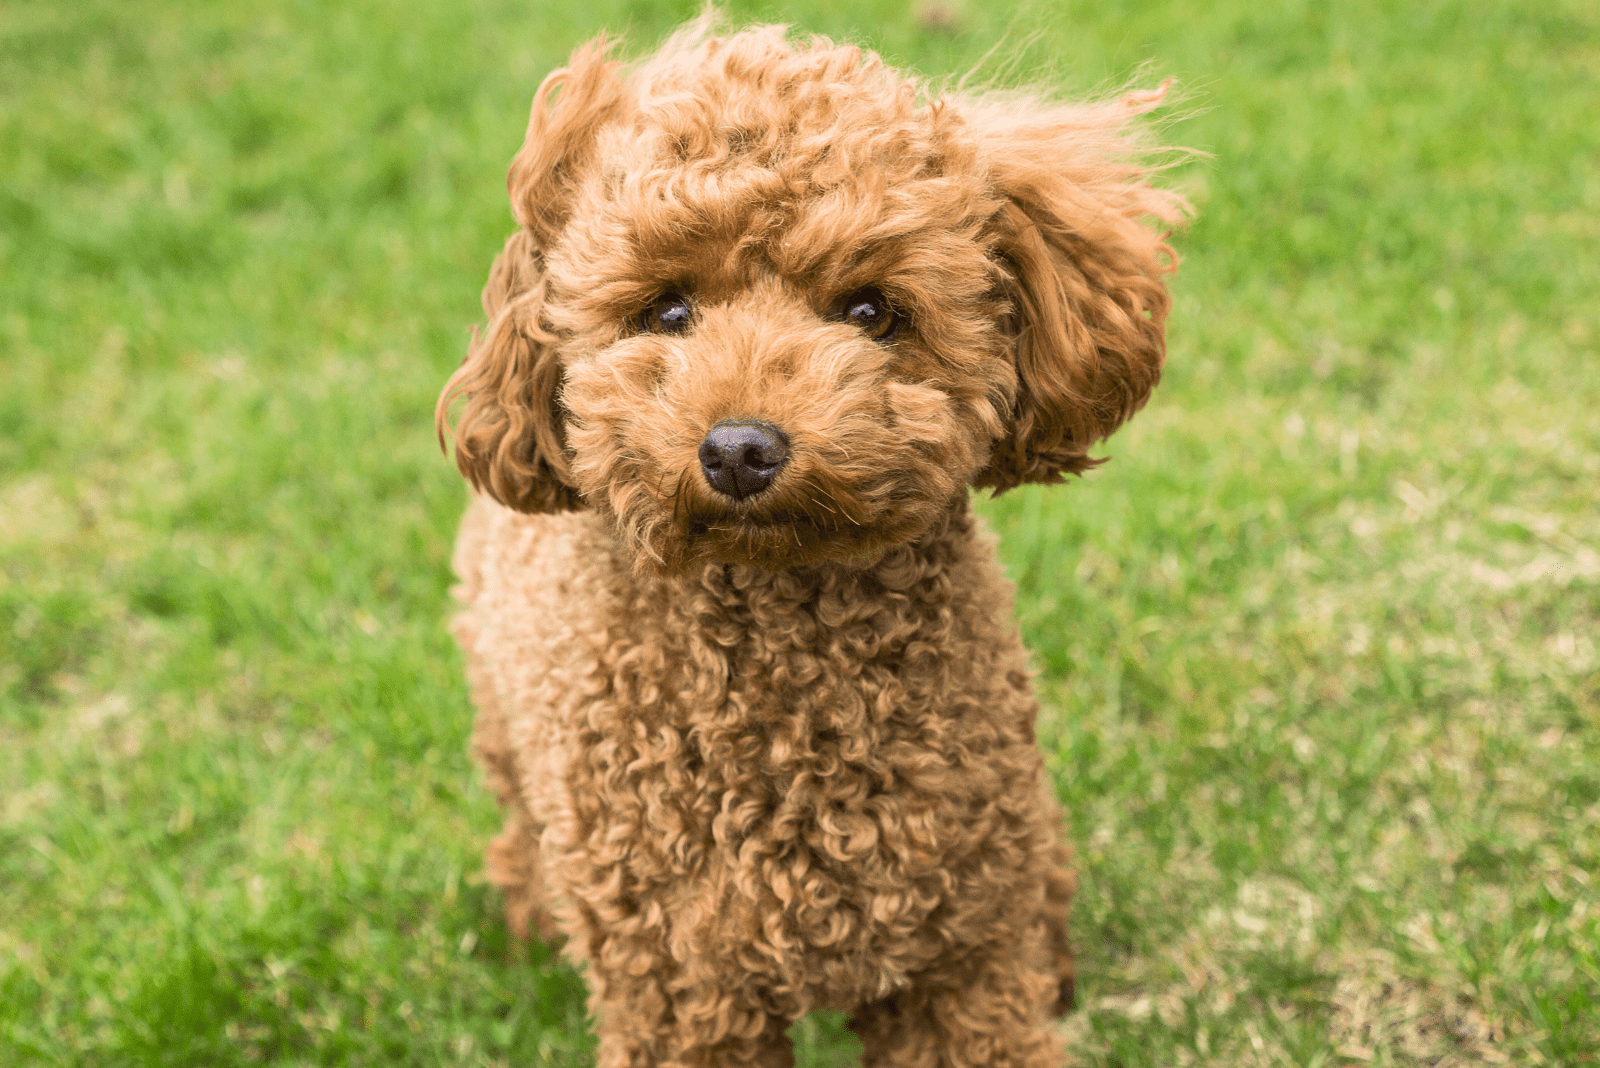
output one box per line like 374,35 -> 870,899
971,85 -> 1189,492
436,228 -> 583,512
435,39 -> 627,513
507,38 -> 629,249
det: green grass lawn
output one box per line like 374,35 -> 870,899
2,0 -> 1596,1064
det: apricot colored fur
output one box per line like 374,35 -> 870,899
439,19 -> 1185,1067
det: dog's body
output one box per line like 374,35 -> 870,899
441,20 -> 1183,1067
454,498 -> 1074,1063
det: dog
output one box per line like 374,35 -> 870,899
437,19 -> 1185,1067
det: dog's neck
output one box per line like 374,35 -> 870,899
623,492 -> 1000,755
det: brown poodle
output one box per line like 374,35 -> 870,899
438,19 -> 1185,1067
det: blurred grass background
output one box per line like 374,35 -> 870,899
1,0 -> 1596,1064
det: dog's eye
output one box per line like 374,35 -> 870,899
640,291 -> 694,335
840,288 -> 899,342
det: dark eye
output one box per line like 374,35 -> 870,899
839,287 -> 899,342
640,291 -> 693,335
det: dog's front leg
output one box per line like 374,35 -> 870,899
847,946 -> 1064,1068
587,948 -> 794,1068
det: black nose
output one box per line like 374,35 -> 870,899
698,421 -> 789,501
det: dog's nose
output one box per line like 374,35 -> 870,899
698,421 -> 789,501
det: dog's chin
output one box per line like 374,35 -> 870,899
634,515 -> 892,576
626,502 -> 938,578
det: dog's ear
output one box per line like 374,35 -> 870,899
436,40 -> 627,513
971,86 -> 1189,492
436,228 -> 585,513
507,38 -> 629,250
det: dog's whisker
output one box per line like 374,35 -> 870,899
806,493 -> 839,516
672,468 -> 690,525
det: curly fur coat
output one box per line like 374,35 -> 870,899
439,19 -> 1184,1068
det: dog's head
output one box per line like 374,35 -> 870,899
439,23 -> 1187,574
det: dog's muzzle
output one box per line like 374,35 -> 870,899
698,420 -> 789,501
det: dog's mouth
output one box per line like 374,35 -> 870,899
673,515 -> 907,573
625,464 -> 935,574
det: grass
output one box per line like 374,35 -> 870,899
1,0 -> 1596,1064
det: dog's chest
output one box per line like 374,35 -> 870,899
551,554 -> 1036,999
